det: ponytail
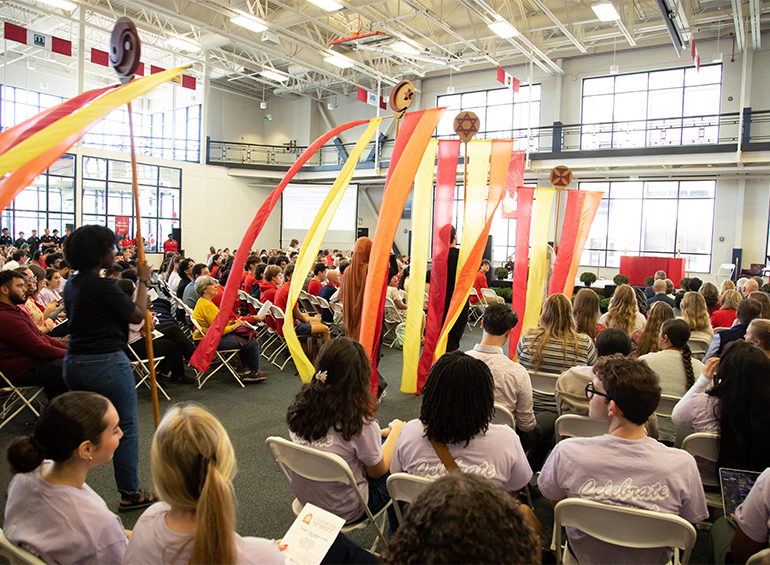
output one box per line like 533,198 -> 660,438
192,461 -> 236,565
681,344 -> 695,389
7,436 -> 45,474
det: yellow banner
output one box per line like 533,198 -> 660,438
283,118 -> 382,382
401,139 -> 437,393
0,67 -> 187,177
521,188 -> 555,331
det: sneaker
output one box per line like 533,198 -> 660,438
241,371 -> 267,383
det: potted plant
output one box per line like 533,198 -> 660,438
644,276 -> 655,287
613,274 -> 630,286
580,272 -> 597,287
495,267 -> 509,280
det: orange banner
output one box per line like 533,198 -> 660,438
564,191 -> 604,299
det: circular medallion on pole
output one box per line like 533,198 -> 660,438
389,80 -> 415,118
453,111 -> 479,143
110,17 -> 142,84
550,165 -> 573,188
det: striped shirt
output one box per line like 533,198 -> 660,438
516,332 -> 597,374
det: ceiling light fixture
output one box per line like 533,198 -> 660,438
38,0 -> 77,10
391,41 -> 420,55
488,18 -> 519,38
324,54 -> 354,68
592,2 -> 621,21
610,38 -> 619,74
230,14 -> 268,33
713,22 -> 723,63
166,37 -> 201,52
307,0 -> 343,11
259,69 -> 289,82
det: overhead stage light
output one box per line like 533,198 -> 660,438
230,15 -> 268,33
259,69 -> 289,82
488,19 -> 519,38
324,54 -> 354,68
592,2 -> 621,21
308,0 -> 343,11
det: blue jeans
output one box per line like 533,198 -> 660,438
63,351 -> 140,497
219,333 -> 260,372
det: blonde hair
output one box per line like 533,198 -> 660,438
636,301 -> 675,357
604,285 -> 638,335
572,289 -> 601,340
720,289 -> 742,311
720,280 -> 736,296
525,293 -> 580,371
152,405 -> 237,565
681,292 -> 713,333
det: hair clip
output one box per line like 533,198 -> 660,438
315,370 -> 328,383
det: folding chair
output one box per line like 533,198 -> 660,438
329,302 -> 345,337
491,403 -> 515,428
554,414 -> 609,443
468,288 -> 484,326
715,264 -> 735,287
181,302 -> 246,389
655,393 -> 683,445
127,343 -> 170,401
687,336 -> 711,361
681,432 -> 722,508
298,290 -> 315,315
747,548 -> 770,565
0,371 -> 44,431
0,528 -> 46,565
528,370 -> 560,414
481,287 -> 501,306
386,473 -> 434,527
265,436 -> 391,553
307,294 -> 324,317
553,498 -> 697,565
382,296 -> 402,348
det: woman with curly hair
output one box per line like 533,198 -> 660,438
62,225 -> 156,512
633,301 -> 675,357
710,289 -> 741,329
286,337 -> 403,524
381,473 -> 539,565
699,282 -> 720,317
681,291 -> 714,360
572,288 -> 605,341
516,293 -> 597,373
599,284 -> 646,335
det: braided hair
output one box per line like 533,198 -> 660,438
660,318 -> 695,388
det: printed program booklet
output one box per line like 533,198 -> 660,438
281,503 -> 345,565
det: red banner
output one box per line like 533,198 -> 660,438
548,190 -> 585,296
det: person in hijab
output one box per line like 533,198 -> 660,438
341,237 -> 372,342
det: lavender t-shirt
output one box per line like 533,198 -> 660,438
4,462 -> 128,565
391,419 -> 532,492
289,419 -> 383,523
736,468 -> 770,545
538,434 -> 708,565
123,501 -> 285,565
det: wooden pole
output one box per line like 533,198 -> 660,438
128,101 -> 160,428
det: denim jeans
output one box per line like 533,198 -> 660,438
63,350 -> 140,497
219,333 -> 260,372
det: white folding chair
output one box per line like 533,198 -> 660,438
553,498 -> 697,565
481,287 -> 500,305
329,302 -> 345,337
265,436 -> 391,553
298,290 -> 315,315
0,528 -> 47,565
554,414 -> 609,443
0,371 -> 44,431
529,370 -> 560,414
127,343 -> 170,401
688,336 -> 712,361
715,264 -> 735,287
747,548 -> 770,565
655,393 -> 683,444
490,403 -> 515,428
468,288 -> 484,326
382,296 -> 402,348
681,432 -> 722,508
306,294 -> 324,317
386,473 -> 434,527
266,306 -> 292,369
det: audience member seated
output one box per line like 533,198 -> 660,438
174,258 -> 194,303
672,341 -> 770,483
539,355 -> 708,564
632,301 -> 674,356
274,264 -> 330,344
4,392 -> 129,564
681,291 -> 714,358
192,275 -> 265,383
572,288 -> 605,342
639,318 -> 703,397
749,290 -> 770,319
744,278 -> 760,297
711,289 -> 741,329
18,265 -> 66,336
249,264 -> 266,299
307,263 -> 327,296
385,274 -> 408,323
746,319 -> 770,357
720,279 -> 736,296
182,263 -> 209,310
2,249 -> 28,271
286,338 -> 403,524
381,473 -> 539,565
599,284 -> 646,334
392,351 -> 532,495
240,255 -> 260,297
38,268 -> 63,308
647,279 -> 675,308
319,269 -> 339,324
0,271 -> 67,400
699,282 -> 720,317
644,270 -> 667,299
703,298 -> 763,361
516,293 -> 597,374
470,260 -> 503,304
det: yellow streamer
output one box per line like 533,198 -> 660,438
0,67 -> 187,177
434,140 -> 492,358
283,118 -> 383,382
401,139 -> 437,393
521,188 -> 555,331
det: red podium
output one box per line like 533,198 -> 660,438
619,256 -> 686,286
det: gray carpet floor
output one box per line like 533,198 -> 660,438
0,324 -> 718,562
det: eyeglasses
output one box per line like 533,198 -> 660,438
585,382 -> 610,400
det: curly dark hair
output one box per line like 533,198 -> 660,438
63,225 -> 117,271
420,351 -> 495,446
287,338 -> 376,442
595,355 -> 661,425
381,473 -> 539,565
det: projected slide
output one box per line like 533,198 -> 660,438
282,183 -> 358,249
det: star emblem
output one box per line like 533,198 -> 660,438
453,111 -> 480,142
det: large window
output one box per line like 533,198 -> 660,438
81,157 -> 181,252
581,65 -> 722,150
436,86 -> 541,151
579,181 -> 715,273
0,154 -> 75,239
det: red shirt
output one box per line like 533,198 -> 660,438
163,239 -> 178,253
0,302 -> 66,380
274,283 -> 291,336
259,281 -> 279,329
326,254 -> 334,267
307,278 -> 323,296
711,308 -> 737,329
471,270 -> 489,304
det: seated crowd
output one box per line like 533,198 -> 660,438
3,227 -> 770,565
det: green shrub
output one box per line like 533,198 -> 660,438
644,276 -> 655,286
600,297 -> 611,312
580,272 -> 597,286
613,274 -> 630,286
495,267 -> 510,280
493,287 -> 512,302
680,277 -> 691,291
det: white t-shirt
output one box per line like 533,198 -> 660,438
123,501 -> 284,565
538,434 -> 708,565
736,468 -> 770,545
4,462 -> 128,565
289,419 -> 383,523
391,419 -> 532,492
